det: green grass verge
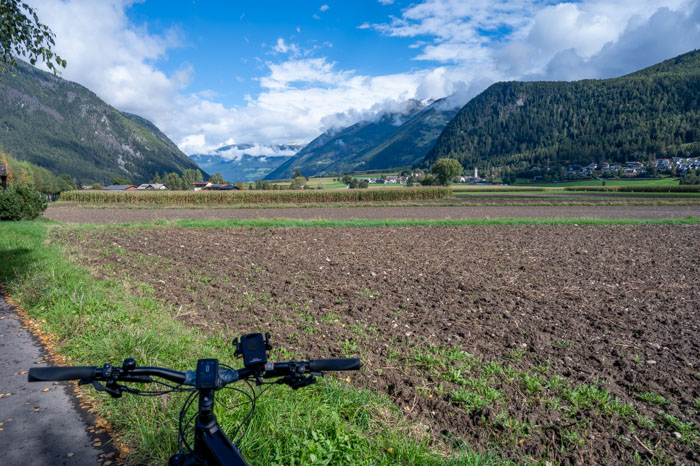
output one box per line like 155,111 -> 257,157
89,216 -> 700,231
514,177 -> 680,187
0,220 -> 496,465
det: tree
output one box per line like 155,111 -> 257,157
112,176 -> 131,185
0,184 -> 47,220
0,0 -> 66,73
430,158 -> 462,185
289,175 -> 306,190
293,168 -> 303,179
209,172 -> 224,184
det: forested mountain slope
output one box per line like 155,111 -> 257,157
0,61 -> 200,184
424,50 -> 700,171
265,99 -> 457,179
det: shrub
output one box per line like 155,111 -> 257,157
0,185 -> 48,220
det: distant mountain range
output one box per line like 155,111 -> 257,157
265,99 -> 458,180
424,50 -> 700,172
0,60 -> 200,185
189,144 -> 302,182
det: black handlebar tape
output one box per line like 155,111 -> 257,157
28,366 -> 97,382
308,358 -> 362,372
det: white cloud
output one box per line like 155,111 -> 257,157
272,38 -> 301,56
214,144 -> 300,161
320,4 -> 329,12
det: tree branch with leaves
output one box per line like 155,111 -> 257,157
0,0 -> 65,73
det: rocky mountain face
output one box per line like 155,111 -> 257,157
0,60 -> 200,184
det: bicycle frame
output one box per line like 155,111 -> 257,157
168,388 -> 247,466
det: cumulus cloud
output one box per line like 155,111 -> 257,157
272,38 -> 301,56
214,144 -> 300,161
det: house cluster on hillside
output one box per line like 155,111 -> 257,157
563,157 -> 700,178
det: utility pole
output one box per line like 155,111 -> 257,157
0,164 -> 7,190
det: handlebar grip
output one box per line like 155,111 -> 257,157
309,358 -> 361,372
28,366 -> 97,382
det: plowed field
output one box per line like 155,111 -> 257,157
57,224 -> 700,464
44,204 -> 700,223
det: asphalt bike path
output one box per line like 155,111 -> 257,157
0,289 -> 112,465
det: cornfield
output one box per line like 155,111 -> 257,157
565,185 -> 700,193
60,187 -> 453,204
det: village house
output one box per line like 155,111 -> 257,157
104,184 -> 138,191
137,183 -> 167,190
193,181 -> 213,191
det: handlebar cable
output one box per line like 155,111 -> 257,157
177,390 -> 199,455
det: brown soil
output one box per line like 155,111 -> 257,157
57,224 -> 700,464
44,204 -> 700,223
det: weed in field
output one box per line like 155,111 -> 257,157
636,392 -> 669,405
482,361 -> 505,377
658,411 -> 699,443
359,289 -> 381,298
554,340 -> 572,349
632,354 -> 643,365
320,312 -> 340,323
342,339 -> 359,357
636,414 -> 655,430
533,362 -> 550,375
507,348 -> 525,363
520,372 -> 545,396
451,388 -> 487,414
560,428 -> 586,451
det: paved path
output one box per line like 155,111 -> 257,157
0,290 -> 107,465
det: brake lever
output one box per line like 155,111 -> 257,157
80,379 -> 124,398
277,374 -> 317,390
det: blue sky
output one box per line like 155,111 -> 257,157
125,1 -> 427,107
27,0 -> 700,155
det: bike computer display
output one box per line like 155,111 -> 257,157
196,359 -> 219,389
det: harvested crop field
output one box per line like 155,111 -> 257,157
44,204 -> 700,223
57,223 -> 700,464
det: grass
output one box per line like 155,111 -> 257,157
636,392 -> 669,405
398,340 -> 681,457
0,220 -> 493,465
62,216 -> 700,233
514,177 -> 680,187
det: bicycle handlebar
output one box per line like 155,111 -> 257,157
309,358 -> 362,372
27,358 -> 362,387
28,366 -> 97,382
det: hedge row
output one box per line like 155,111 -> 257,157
565,185 -> 700,193
60,187 -> 453,204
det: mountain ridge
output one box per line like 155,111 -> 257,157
423,50 -> 700,172
265,99 -> 458,180
0,61 -> 201,184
